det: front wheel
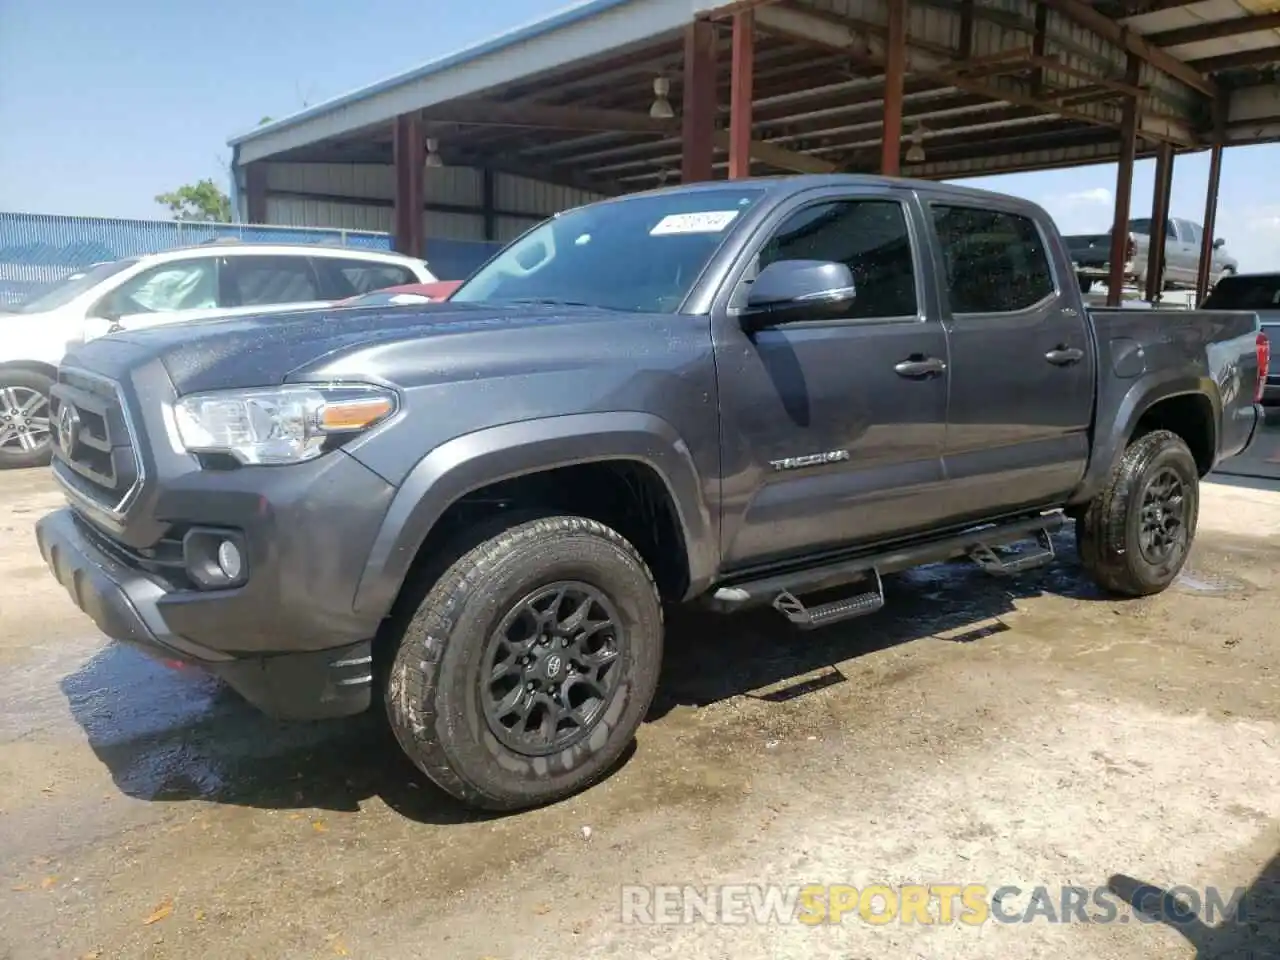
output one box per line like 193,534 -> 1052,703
0,369 -> 54,469
1076,429 -> 1199,597
386,514 -> 664,811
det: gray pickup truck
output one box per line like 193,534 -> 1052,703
33,175 -> 1267,811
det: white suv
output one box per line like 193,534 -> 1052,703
0,243 -> 435,468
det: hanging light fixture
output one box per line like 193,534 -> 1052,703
905,123 -> 927,164
425,137 -> 443,168
650,76 -> 674,119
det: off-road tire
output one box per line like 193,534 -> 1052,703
385,514 -> 663,811
1076,429 -> 1199,597
0,369 -> 54,469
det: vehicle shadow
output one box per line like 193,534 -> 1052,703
649,526 -> 1107,718
1106,852 -> 1280,958
59,528 -> 1109,821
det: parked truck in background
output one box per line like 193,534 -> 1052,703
33,175 -> 1266,812
1202,271 -> 1280,406
1066,217 -> 1237,294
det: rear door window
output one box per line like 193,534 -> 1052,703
930,205 -> 1055,314
222,256 -> 321,307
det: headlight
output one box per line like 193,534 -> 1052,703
172,383 -> 398,465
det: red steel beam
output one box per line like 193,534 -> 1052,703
881,0 -> 907,175
682,19 -> 717,183
1107,55 -> 1141,307
1144,142 -> 1174,301
1196,90 -> 1228,304
392,113 -> 425,258
729,9 -> 755,178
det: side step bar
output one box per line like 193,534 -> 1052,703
708,511 -> 1066,617
773,569 -> 885,630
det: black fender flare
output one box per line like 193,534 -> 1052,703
352,411 -> 716,619
1071,370 -> 1221,505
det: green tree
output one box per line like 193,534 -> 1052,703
155,179 -> 232,222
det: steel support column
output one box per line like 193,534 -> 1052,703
682,19 -> 717,183
729,9 -> 755,179
1196,91 -> 1228,304
881,0 -> 907,175
393,113 -> 425,258
244,162 -> 268,224
1144,142 -> 1175,302
1106,54 -> 1141,307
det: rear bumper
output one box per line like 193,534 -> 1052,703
35,507 -> 373,720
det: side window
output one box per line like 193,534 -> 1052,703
1186,222 -> 1203,245
930,205 -> 1055,314
757,199 -> 917,318
97,259 -> 217,317
1165,219 -> 1179,242
223,256 -> 321,307
313,258 -> 417,299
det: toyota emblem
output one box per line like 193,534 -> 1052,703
56,403 -> 81,457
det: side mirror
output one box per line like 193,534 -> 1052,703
1213,237 -> 1225,249
741,260 -> 856,328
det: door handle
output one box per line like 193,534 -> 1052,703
894,355 -> 947,379
1045,345 -> 1085,366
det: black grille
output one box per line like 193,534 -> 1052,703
49,369 -> 140,514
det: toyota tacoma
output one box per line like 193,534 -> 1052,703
34,176 -> 1267,811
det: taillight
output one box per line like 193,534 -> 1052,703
1257,332 -> 1271,404
1125,234 -> 1136,262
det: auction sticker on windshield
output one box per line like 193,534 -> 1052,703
650,211 -> 741,235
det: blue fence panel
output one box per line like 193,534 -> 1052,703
0,212 -> 393,306
0,211 -> 505,305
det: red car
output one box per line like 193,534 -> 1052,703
339,280 -> 462,307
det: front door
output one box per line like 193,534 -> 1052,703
712,190 -> 953,570
925,198 -> 1095,520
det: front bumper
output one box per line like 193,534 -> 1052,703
36,507 -> 375,720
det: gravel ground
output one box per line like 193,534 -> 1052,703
1,466 -> 1278,959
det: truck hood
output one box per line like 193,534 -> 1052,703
64,301 -> 631,394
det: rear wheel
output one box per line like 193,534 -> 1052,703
385,514 -> 664,811
0,369 -> 53,469
1076,429 -> 1199,597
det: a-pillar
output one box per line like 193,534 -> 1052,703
881,0 -> 906,175
393,113 -> 425,259
1196,91 -> 1228,305
728,9 -> 754,179
1106,54 -> 1141,307
682,19 -> 717,183
1143,143 -> 1175,302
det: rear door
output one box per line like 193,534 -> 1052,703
925,196 -> 1095,520
1170,219 -> 1199,285
711,186 -> 954,568
218,254 -> 328,316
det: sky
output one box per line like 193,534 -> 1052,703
2,0 -> 1278,271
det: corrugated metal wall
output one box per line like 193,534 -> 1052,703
260,162 -> 606,245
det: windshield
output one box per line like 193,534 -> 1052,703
6,259 -> 137,315
450,187 -> 765,313
1202,275 -> 1280,311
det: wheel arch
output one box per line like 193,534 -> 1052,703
352,412 -> 717,622
1071,372 -> 1220,505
